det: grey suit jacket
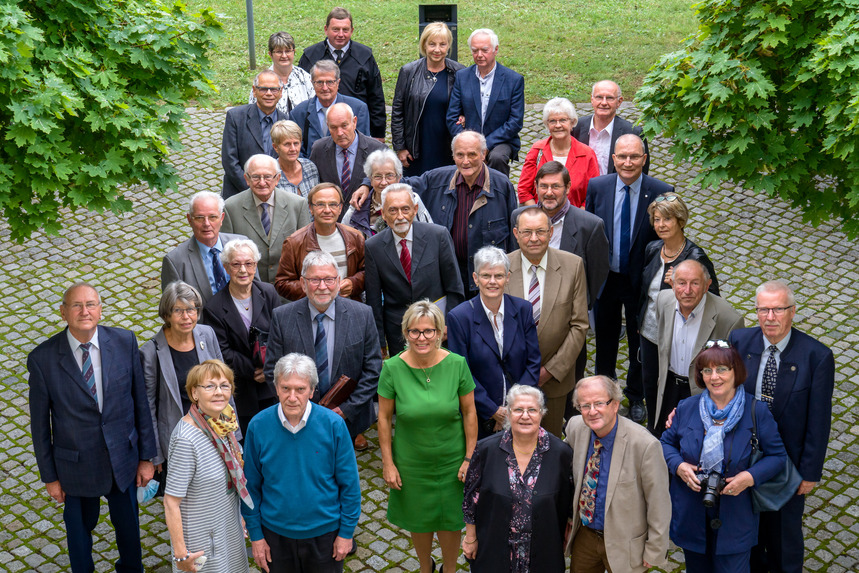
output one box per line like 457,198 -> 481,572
653,290 -> 744,419
160,232 -> 248,305
221,104 -> 288,198
564,416 -> 671,572
505,248 -> 588,398
263,297 -> 382,438
309,132 -> 387,207
222,189 -> 311,284
140,324 -> 229,465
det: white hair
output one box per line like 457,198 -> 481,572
468,28 -> 499,50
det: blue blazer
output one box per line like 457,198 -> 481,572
446,63 -> 525,159
288,94 -> 371,158
661,393 -> 787,555
729,327 -> 834,482
447,294 -> 541,420
27,326 -> 157,497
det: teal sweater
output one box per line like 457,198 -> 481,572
241,403 -> 361,541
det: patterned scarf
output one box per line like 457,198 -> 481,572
189,404 -> 254,509
542,198 -> 571,225
698,388 -> 745,474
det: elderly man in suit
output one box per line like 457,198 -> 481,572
729,281 -> 834,573
161,191 -> 249,306
564,375 -> 670,573
298,6 -> 386,140
222,154 -> 310,284
310,102 -> 386,214
504,207 -> 589,436
221,70 -> 289,199
446,28 -> 524,177
364,183 -> 464,357
572,80 -> 651,176
586,134 -> 670,424
651,260 -> 744,435
289,60 -> 371,157
28,283 -> 157,573
264,251 -> 382,450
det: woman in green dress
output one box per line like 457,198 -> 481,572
378,300 -> 478,573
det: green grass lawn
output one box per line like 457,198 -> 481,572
191,0 -> 698,108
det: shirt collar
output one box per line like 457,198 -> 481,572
67,327 -> 99,351
339,133 -> 360,154
308,298 -> 337,322
615,173 -> 643,194
455,165 -> 487,192
675,293 -> 708,323
252,192 -> 274,208
326,40 -> 351,55
196,235 -> 224,257
256,105 -> 276,122
480,295 -> 505,322
475,63 -> 496,80
520,250 -> 548,273
763,329 -> 792,353
589,115 -> 616,137
590,416 -> 619,448
277,399 -> 312,432
393,224 -> 414,242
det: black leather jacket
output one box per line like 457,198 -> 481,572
391,57 -> 465,158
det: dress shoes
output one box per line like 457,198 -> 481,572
354,433 -> 369,451
629,400 -> 647,424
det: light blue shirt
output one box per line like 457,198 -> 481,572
610,175 -> 642,272
196,236 -> 225,295
334,134 -> 360,181
475,64 -> 496,126
315,98 -> 332,137
308,298 -> 336,377
754,330 -> 792,399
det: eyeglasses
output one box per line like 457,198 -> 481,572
372,173 -> 399,183
577,399 -> 612,412
477,273 -> 507,282
191,215 -> 221,223
67,302 -> 101,312
517,229 -> 549,238
592,95 -> 617,102
271,49 -> 294,55
249,174 -> 277,182
304,277 -> 338,287
701,366 -> 732,377
755,306 -> 794,316
197,383 -> 232,393
536,183 -> 565,191
654,195 -> 680,203
546,118 -> 571,126
702,339 -> 731,350
254,86 -> 282,93
406,328 -> 438,340
511,407 -> 540,416
230,261 -> 257,270
171,307 -> 199,316
385,206 -> 413,216
313,80 -> 338,87
310,202 -> 342,210
614,154 -> 645,162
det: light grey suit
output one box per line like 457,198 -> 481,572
221,189 -> 310,284
160,232 -> 248,305
140,324 -> 229,465
653,290 -> 745,422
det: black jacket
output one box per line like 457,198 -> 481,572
391,57 -> 465,158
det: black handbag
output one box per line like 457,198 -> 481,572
749,398 -> 803,513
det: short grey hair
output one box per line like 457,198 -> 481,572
468,28 -> 499,50
573,375 -> 622,407
542,97 -> 578,128
473,246 -> 510,274
301,250 -> 338,277
755,280 -> 796,307
451,130 -> 487,155
673,259 -> 710,282
254,69 -> 281,88
62,282 -> 101,307
188,191 -> 224,215
311,60 -> 341,81
159,281 -> 203,324
380,183 -> 415,210
221,239 -> 261,264
364,149 -> 403,180
503,385 -> 547,430
273,353 -> 318,392
243,154 -> 280,175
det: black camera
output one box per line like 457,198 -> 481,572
696,471 -> 726,508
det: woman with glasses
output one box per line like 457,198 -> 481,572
164,360 -> 252,572
248,32 -> 313,115
143,281 -> 233,481
517,97 -> 599,208
201,239 -> 281,435
661,341 -> 787,573
639,193 -> 720,431
272,120 -> 319,198
378,300 -> 477,573
341,149 -> 432,237
462,384 -> 573,572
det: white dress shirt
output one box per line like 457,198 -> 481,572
753,331 -> 792,399
67,328 -> 104,412
520,252 -> 547,310
669,296 -> 707,376
588,116 -> 615,175
480,296 -> 505,356
277,398 -> 312,434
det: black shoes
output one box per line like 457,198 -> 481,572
629,400 -> 647,424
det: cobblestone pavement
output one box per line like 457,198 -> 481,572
2,104 -> 857,572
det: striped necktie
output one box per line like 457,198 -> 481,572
79,342 -> 97,402
528,264 -> 540,325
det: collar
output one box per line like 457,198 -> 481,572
338,133 -> 360,154
675,293 -> 708,323
454,165 -> 488,192
475,63 -> 497,80
195,235 -> 224,257
480,295 -> 505,321
308,297 -> 337,322
520,250 -> 548,273
277,398 -> 312,431
763,329 -> 792,353
589,115 -> 616,136
252,192 -> 274,209
327,40 -> 351,55
393,224 -> 414,242
67,326 -> 99,351
256,105 -> 277,123
615,173 -> 643,194
590,415 -> 619,447
315,95 -> 337,113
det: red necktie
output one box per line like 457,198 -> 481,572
400,239 -> 412,283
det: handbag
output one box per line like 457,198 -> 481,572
248,326 -> 269,371
749,397 -> 803,513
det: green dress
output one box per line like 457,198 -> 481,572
377,351 -> 476,532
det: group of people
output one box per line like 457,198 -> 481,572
26,5 -> 836,573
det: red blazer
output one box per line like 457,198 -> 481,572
517,137 -> 599,207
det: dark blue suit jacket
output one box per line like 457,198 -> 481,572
289,94 -> 370,158
27,326 -> 156,497
446,63 -> 525,159
221,103 -> 288,199
585,173 -> 671,295
729,327 -> 834,482
447,294 -> 541,420
661,393 -> 786,555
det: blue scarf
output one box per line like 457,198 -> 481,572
698,389 -> 745,474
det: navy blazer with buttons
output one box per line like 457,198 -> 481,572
447,294 -> 541,420
221,103 -> 288,199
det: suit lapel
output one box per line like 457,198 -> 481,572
741,331 -> 764,396
250,282 -> 265,326
469,71 -> 482,123
539,251 -> 563,337
600,177 -> 617,241
331,300 -> 348,376
506,253 -> 524,301
269,189 -> 290,244
295,303 -> 315,356
155,330 -> 183,411
241,194 -> 268,244
560,217 -> 579,254
772,331 -> 800,420
693,296 -> 719,357
501,296 -> 517,358
473,300 -> 501,358
188,239 -> 212,297
485,66 -> 505,119
98,326 -> 112,397
604,419 -> 627,512
246,105 -> 265,151
383,231 -> 408,283
409,227 -> 428,282
631,176 -> 652,243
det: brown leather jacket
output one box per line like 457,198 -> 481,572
274,223 -> 365,301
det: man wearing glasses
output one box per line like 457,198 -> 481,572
572,80 -> 651,176
729,281 -> 834,573
221,70 -> 289,199
274,183 -> 365,301
161,191 -> 249,305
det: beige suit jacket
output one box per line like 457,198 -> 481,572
564,415 -> 671,572
653,290 -> 745,419
505,248 -> 589,398
221,187 -> 310,284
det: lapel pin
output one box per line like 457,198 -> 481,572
200,340 -> 206,351
791,366 -> 796,371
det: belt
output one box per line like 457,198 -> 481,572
667,370 -> 689,385
584,527 -> 604,538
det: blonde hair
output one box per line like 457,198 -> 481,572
186,359 -> 235,401
419,22 -> 453,57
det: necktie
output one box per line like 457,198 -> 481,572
334,49 -> 343,65
619,185 -> 631,274
761,344 -> 778,409
80,342 -> 97,402
399,239 -> 412,283
262,115 -> 273,155
528,264 -> 540,325
211,247 -> 228,294
340,147 -> 351,192
260,202 -> 271,236
315,313 -> 330,394
579,439 -> 603,525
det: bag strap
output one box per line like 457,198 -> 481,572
750,396 -> 760,452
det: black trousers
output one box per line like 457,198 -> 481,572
654,370 -> 692,437
486,143 -> 513,177
262,526 -> 343,573
593,271 -> 643,402
640,335 -> 660,429
751,493 -> 805,573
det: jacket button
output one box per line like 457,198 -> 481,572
468,224 -> 472,228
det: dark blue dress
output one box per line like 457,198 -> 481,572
406,68 -> 453,176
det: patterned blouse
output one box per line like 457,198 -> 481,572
463,428 -> 552,573
275,157 -> 319,198
248,65 -> 314,115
